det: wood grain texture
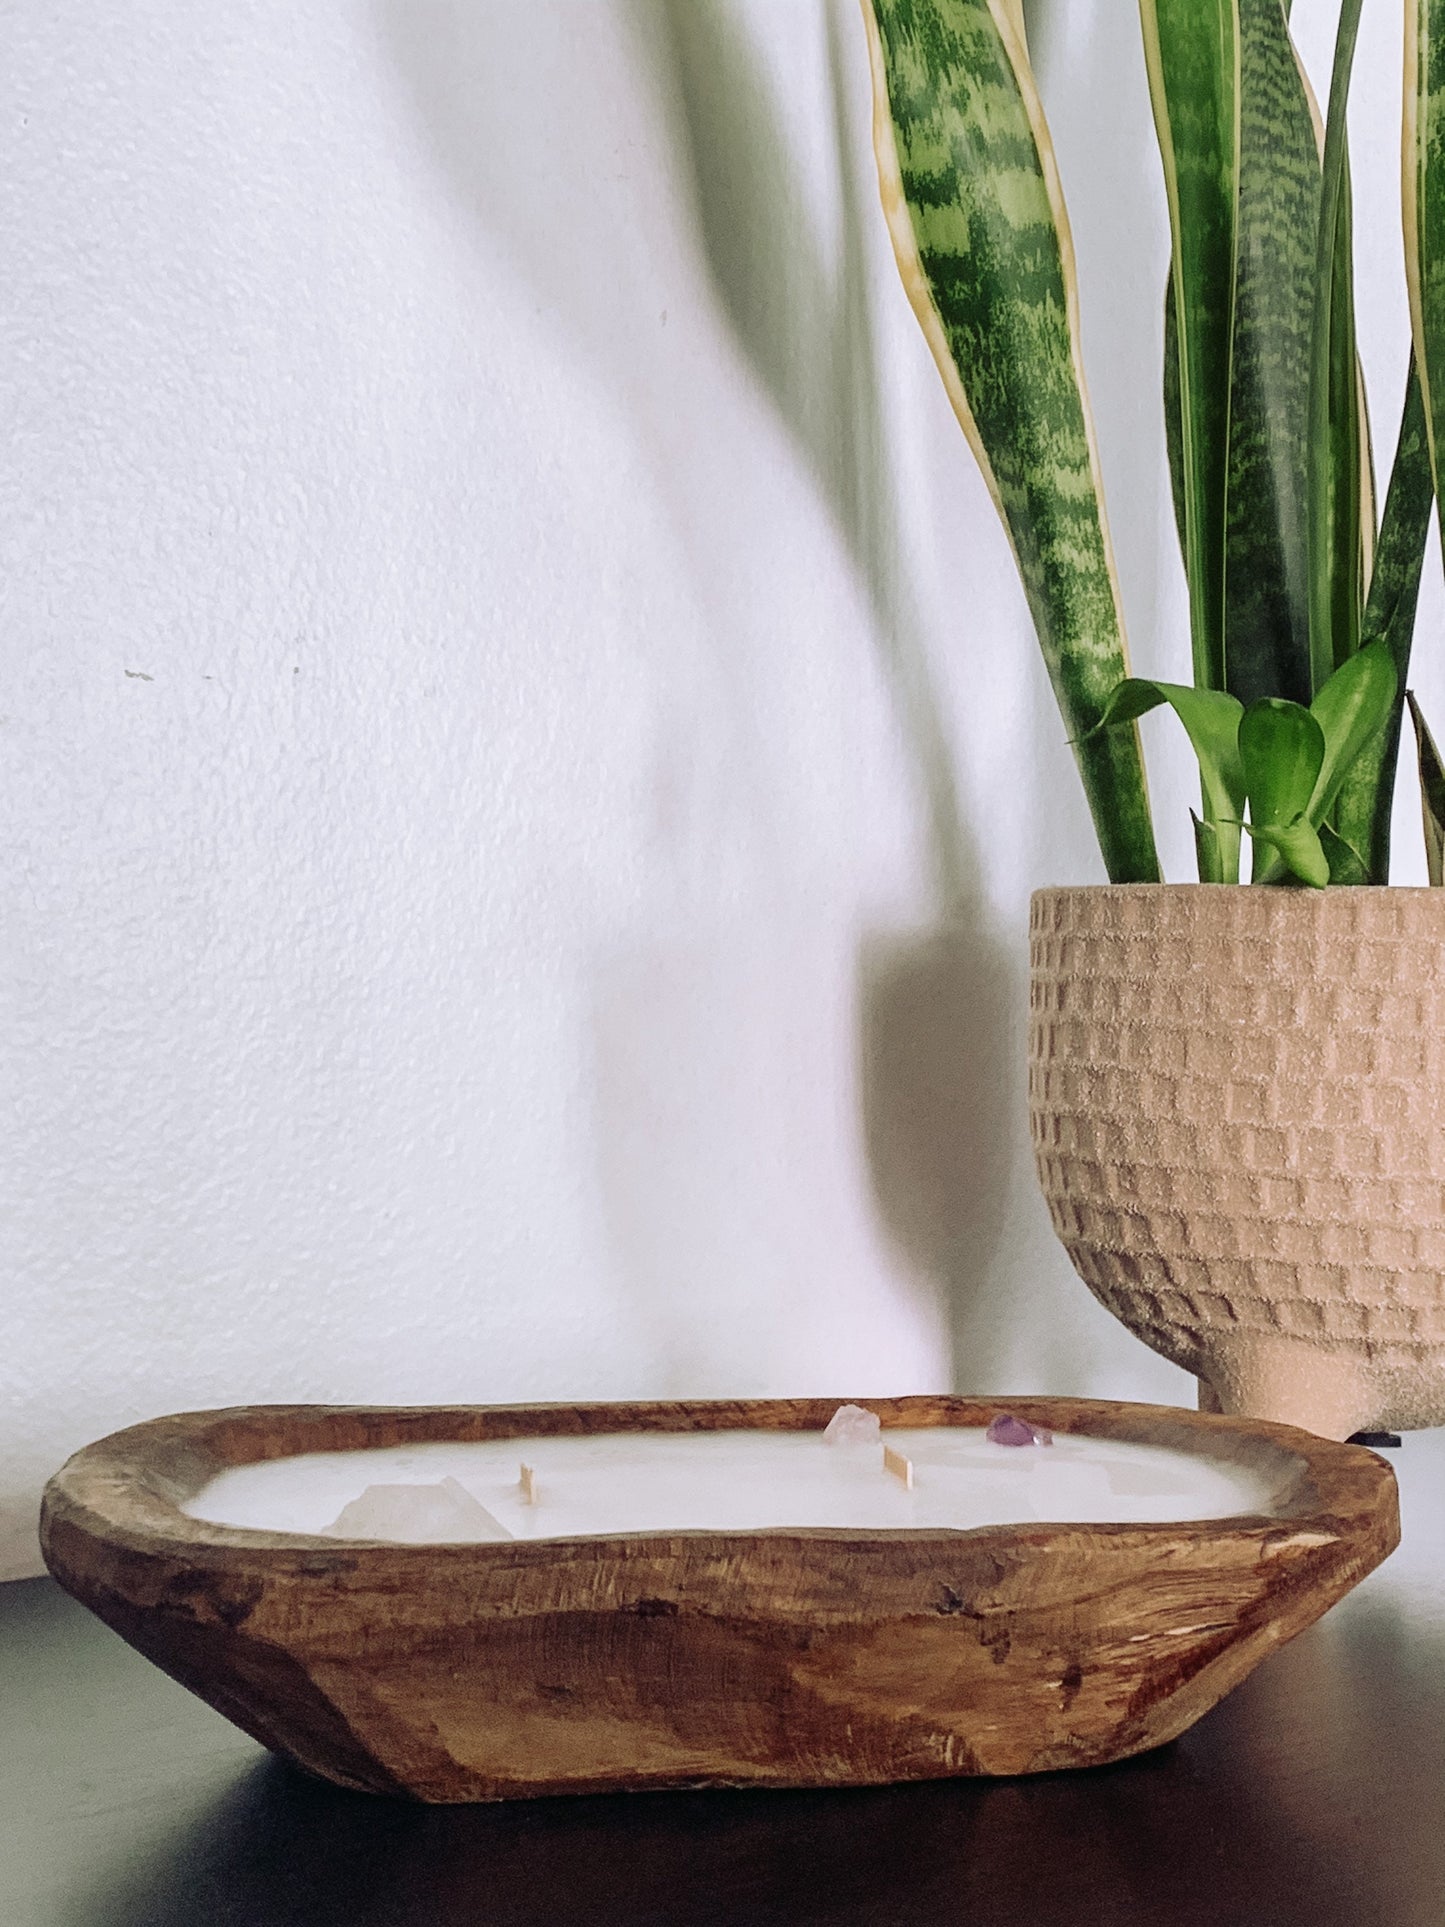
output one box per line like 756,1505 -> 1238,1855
39,1397 -> 1397,1802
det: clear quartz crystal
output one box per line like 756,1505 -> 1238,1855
823,1403 -> 883,1447
322,1475 -> 513,1544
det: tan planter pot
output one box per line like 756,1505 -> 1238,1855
1029,884 -> 1445,1440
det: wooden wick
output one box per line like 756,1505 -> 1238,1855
882,1445 -> 914,1490
518,1463 -> 538,1505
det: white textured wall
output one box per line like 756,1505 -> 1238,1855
4,1 -> 1434,1580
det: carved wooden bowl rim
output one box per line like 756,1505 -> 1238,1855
42,1395 -> 1396,1574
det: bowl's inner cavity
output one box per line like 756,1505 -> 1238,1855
182,1425 -> 1296,1543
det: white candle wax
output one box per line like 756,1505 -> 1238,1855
182,1426 -> 1293,1543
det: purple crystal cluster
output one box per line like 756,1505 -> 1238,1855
985,1412 -> 1053,1448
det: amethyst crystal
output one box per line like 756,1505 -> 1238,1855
986,1412 -> 1052,1447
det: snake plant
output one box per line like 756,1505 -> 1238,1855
863,0 -> 1445,886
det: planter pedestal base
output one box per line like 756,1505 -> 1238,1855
1194,1341 -> 1375,1442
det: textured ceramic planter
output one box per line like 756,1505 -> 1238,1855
1030,885 -> 1445,1440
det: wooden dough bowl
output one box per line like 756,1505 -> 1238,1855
40,1396 -> 1397,1802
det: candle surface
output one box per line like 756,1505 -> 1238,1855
183,1426 -> 1294,1543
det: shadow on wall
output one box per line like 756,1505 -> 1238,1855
627,0 -> 1018,1385
629,0 -> 979,908
373,0 -> 1016,1386
857,922 -> 1013,1374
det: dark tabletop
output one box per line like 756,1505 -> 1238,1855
6,1430 -> 1445,1927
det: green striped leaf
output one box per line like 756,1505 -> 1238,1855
1159,0 -> 1377,714
1408,692 -> 1445,885
1089,679 -> 1243,882
1192,810 -> 1224,881
1403,1 -> 1445,889
864,0 -> 1159,883
1319,821 -> 1370,885
1241,697 -> 1323,826
1332,362 -> 1434,878
1242,815 -> 1330,888
1306,639 -> 1398,826
1216,0 -> 1320,708
1408,0 -> 1445,479
1251,640 -> 1397,884
1139,0 -> 1240,694
1239,697 -> 1327,885
1308,0 -> 1373,693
